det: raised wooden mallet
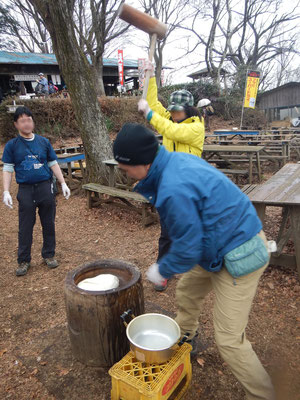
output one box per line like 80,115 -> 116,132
118,3 -> 168,99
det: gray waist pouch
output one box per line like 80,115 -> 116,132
224,235 -> 269,278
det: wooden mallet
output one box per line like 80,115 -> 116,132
118,3 -> 168,99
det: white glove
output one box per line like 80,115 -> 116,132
3,191 -> 13,209
61,183 -> 71,200
138,99 -> 151,118
146,263 -> 165,285
144,60 -> 155,77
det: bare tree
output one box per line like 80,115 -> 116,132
28,0 -> 113,183
0,0 -> 51,52
182,0 -> 300,91
1,0 -> 131,95
73,0 -> 131,96
183,0 -> 234,93
139,0 -> 191,88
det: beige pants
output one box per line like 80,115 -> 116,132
175,231 -> 275,400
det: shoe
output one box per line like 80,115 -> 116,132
154,279 -> 168,292
44,258 -> 59,269
187,333 -> 199,356
16,262 -> 30,276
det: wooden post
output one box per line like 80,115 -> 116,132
256,151 -> 262,182
249,153 -> 253,184
291,206 -> 300,279
254,203 -> 266,227
87,190 -> 92,209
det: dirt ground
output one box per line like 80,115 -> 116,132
0,146 -> 300,400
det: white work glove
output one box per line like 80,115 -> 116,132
146,263 -> 165,286
144,59 -> 155,77
138,99 -> 151,118
3,191 -> 13,209
61,183 -> 71,200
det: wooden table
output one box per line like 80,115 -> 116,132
203,145 -> 264,183
57,152 -> 86,192
54,144 -> 84,154
244,163 -> 300,278
206,139 -> 291,167
214,130 -> 259,139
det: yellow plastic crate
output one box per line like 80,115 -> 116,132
109,343 -> 192,400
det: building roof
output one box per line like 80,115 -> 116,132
0,51 -> 138,68
259,82 -> 300,97
187,67 -> 227,79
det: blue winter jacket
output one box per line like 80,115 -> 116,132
135,146 -> 262,278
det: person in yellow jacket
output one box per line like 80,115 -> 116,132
138,60 -> 205,291
138,61 -> 205,157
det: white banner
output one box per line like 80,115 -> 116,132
138,58 -> 146,89
14,74 -> 39,81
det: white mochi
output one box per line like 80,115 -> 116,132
77,274 -> 119,291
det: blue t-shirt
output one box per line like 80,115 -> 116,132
2,134 -> 58,184
39,77 -> 48,89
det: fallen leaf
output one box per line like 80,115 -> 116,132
197,357 -> 205,367
267,282 -> 274,290
0,349 -> 7,357
59,369 -> 70,376
218,370 -> 223,375
31,368 -> 38,376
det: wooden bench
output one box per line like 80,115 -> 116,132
220,168 -> 248,175
219,168 -> 248,185
82,183 -> 157,227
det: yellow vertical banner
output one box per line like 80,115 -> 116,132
244,70 -> 260,109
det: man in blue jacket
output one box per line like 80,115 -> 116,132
113,123 -> 275,400
2,106 -> 70,276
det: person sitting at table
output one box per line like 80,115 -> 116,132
138,60 -> 205,292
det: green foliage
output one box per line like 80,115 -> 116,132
158,81 -> 266,128
0,83 -> 267,144
0,97 -> 80,143
158,81 -> 220,106
0,96 -> 147,144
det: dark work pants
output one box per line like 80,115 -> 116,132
157,219 -> 171,262
17,180 -> 56,264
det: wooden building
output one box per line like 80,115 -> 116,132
258,82 -> 300,122
0,51 -> 138,97
187,67 -> 228,81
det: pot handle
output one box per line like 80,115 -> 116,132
120,309 -> 136,327
178,332 -> 190,347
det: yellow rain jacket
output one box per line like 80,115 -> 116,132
147,77 -> 205,157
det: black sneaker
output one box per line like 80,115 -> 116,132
44,258 -> 59,269
16,262 -> 30,276
187,333 -> 199,356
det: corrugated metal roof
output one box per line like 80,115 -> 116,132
260,82 -> 300,97
0,51 -> 138,68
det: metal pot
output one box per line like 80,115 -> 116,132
121,310 -> 186,364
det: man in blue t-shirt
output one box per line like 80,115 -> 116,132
2,106 -> 71,276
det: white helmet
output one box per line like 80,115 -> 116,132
197,98 -> 211,107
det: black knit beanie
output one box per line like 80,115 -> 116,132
113,123 -> 159,165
